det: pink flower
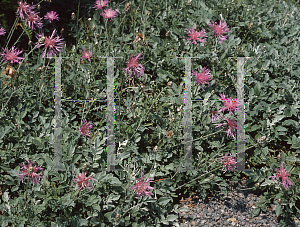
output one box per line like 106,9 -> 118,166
191,67 -> 212,91
211,111 -> 220,122
122,52 -> 144,78
80,120 -> 93,137
35,29 -> 65,58
73,172 -> 97,191
269,162 -> 294,190
185,25 -> 207,48
17,0 -> 34,20
215,116 -> 237,139
208,20 -> 230,43
44,11 -> 59,23
218,93 -> 242,115
0,27 -> 5,36
130,172 -> 154,198
25,11 -> 43,30
221,153 -> 237,173
81,48 -> 93,62
1,46 -> 24,64
94,0 -> 109,10
101,7 -> 118,21
19,161 -> 44,185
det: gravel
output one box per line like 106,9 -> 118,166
172,178 -> 300,227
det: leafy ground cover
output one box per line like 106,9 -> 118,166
0,0 -> 300,226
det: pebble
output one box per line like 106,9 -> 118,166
173,179 -> 300,226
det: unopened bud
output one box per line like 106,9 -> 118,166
166,31 -> 170,36
177,107 -> 181,112
116,213 -> 120,220
37,4 -> 40,10
88,18 -> 91,21
71,12 -> 75,20
167,81 -> 172,86
187,0 -> 192,5
278,199 -> 282,204
95,41 -> 98,45
171,117 -> 175,122
82,163 -> 87,170
153,146 -> 158,152
210,174 -> 214,180
277,154 -> 281,161
255,182 -> 260,188
132,102 -> 136,107
125,3 -> 131,12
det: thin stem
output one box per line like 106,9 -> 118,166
4,17 -> 19,49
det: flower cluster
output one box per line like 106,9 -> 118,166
0,24 -> 6,36
191,67 -> 212,91
185,19 -> 230,49
73,172 -> 98,191
35,29 -> 65,58
93,0 -> 118,21
221,153 -> 237,173
269,162 -> 294,190
208,20 -> 230,43
81,48 -> 94,62
122,52 -> 145,78
80,120 -> 93,137
130,172 -> 154,198
19,161 -> 44,185
1,46 -> 24,64
44,11 -> 59,23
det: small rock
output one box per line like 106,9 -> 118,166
227,217 -> 237,223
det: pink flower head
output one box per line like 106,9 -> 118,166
94,0 -> 109,10
44,11 -> 59,23
215,116 -> 237,139
35,29 -> 65,58
221,153 -> 237,174
73,172 -> 98,191
81,48 -> 93,62
80,120 -> 93,137
25,11 -> 43,30
17,0 -> 35,20
211,110 -> 220,122
218,93 -> 242,115
130,172 -> 154,198
1,46 -> 24,64
122,52 -> 144,78
19,160 -> 44,184
101,7 -> 118,21
0,26 -> 6,36
191,67 -> 212,91
269,162 -> 294,190
185,25 -> 207,48
208,20 -> 230,43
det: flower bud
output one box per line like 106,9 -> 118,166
37,4 -> 41,10
95,41 -> 98,45
153,146 -> 158,152
125,3 -> 131,12
167,81 -> 172,87
71,12 -> 75,20
255,182 -> 260,188
177,107 -> 181,112
210,174 -> 214,180
166,31 -> 170,36
277,154 -> 281,161
171,117 -> 175,122
278,199 -> 282,204
88,18 -> 91,21
132,102 -> 136,107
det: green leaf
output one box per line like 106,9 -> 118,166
167,214 -> 178,221
252,207 -> 260,217
3,192 -> 9,202
275,205 -> 281,216
32,137 -> 41,146
158,197 -> 172,206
